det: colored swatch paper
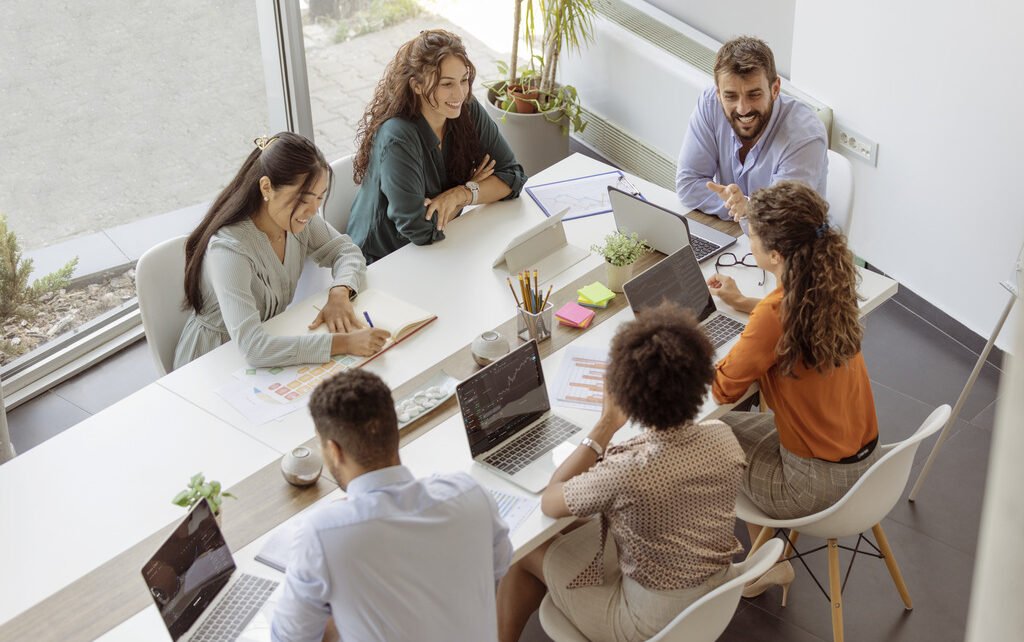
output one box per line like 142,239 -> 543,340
577,281 -> 616,307
555,302 -> 596,328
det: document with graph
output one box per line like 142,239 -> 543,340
553,345 -> 609,411
526,170 -> 641,221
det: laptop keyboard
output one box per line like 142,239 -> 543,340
690,236 -> 721,262
703,314 -> 745,348
192,573 -> 278,642
484,416 -> 582,475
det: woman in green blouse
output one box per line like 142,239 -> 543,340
347,29 -> 528,263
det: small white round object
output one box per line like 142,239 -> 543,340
398,412 -> 411,423
426,386 -> 444,399
408,405 -> 423,417
281,446 -> 323,487
471,331 -> 511,366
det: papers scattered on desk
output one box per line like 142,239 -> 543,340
553,345 -> 609,412
255,492 -> 345,573
526,170 -> 636,221
489,489 -> 539,533
215,356 -> 361,424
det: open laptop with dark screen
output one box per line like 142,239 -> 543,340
141,499 -> 279,641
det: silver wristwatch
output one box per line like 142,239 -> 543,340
580,437 -> 604,457
465,180 -> 480,205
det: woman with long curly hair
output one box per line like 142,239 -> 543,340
707,180 -> 880,602
346,29 -> 527,263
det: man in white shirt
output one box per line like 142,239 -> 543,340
676,36 -> 828,222
271,369 -> 512,642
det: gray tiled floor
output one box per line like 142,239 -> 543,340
4,298 -> 1001,641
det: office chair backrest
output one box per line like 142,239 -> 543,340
136,235 -> 190,376
323,154 -> 357,234
826,149 -> 854,239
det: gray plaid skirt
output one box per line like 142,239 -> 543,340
722,411 -> 881,520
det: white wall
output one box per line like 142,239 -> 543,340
790,0 -> 1024,351
644,0 -> 795,77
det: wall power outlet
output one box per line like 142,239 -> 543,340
832,122 -> 878,166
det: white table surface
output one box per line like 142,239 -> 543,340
0,385 -> 280,626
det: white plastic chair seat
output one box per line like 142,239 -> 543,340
539,540 -> 784,642
826,149 -> 854,239
136,235 -> 190,376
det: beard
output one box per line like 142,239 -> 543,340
729,101 -> 773,143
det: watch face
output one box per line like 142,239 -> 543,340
466,181 -> 479,190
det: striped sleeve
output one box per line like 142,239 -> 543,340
302,216 -> 366,295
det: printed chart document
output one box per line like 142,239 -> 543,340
489,488 -> 540,533
553,345 -> 609,412
526,170 -> 641,221
215,289 -> 436,424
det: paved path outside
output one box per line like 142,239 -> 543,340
2,1 -> 507,252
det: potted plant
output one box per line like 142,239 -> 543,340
172,472 -> 236,524
484,0 -> 595,176
591,230 -> 652,292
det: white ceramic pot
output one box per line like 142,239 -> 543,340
471,330 -> 511,366
605,262 -> 635,293
281,445 -> 324,487
483,89 -> 569,177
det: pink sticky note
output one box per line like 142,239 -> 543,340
555,302 -> 596,328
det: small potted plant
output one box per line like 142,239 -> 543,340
172,472 -> 236,524
591,230 -> 652,292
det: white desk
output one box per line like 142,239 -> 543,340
0,385 -> 280,626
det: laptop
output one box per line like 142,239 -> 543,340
142,499 -> 280,641
608,186 -> 735,262
456,339 -> 585,493
623,244 -> 747,353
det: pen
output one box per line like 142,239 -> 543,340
363,311 -> 374,327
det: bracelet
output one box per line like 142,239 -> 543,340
580,437 -> 604,458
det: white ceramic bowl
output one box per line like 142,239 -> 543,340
471,330 -> 511,366
281,446 -> 323,487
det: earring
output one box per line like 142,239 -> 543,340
263,196 -> 269,202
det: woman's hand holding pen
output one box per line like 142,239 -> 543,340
333,327 -> 391,357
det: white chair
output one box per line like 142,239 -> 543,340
737,405 -> 951,642
538,539 -> 785,642
292,154 -> 360,304
323,154 -> 358,234
826,149 -> 854,238
136,235 -> 190,376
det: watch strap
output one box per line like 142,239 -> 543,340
580,437 -> 604,457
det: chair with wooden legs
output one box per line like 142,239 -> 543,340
736,405 -> 950,642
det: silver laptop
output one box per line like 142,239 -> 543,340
142,499 -> 279,641
457,340 -> 584,493
623,245 -> 747,354
608,186 -> 735,262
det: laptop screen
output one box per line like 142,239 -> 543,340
142,499 -> 236,640
457,339 -> 550,457
623,245 -> 717,321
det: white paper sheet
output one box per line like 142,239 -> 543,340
489,488 -> 540,533
553,345 -> 609,412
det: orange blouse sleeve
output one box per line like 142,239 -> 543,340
712,289 -> 784,404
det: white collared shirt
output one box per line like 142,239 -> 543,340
271,466 -> 512,642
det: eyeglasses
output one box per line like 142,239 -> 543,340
715,252 -> 765,286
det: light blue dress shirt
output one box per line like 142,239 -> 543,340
270,466 -> 511,642
676,86 -> 828,220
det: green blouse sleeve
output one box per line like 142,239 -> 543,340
380,137 -> 443,246
469,98 -> 528,197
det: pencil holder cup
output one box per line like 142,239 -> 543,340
516,303 -> 554,343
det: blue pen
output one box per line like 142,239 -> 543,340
363,311 -> 374,327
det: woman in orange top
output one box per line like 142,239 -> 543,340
707,180 -> 880,601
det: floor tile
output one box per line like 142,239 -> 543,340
888,421 -> 992,558
721,603 -> 826,642
871,380 -> 957,443
744,517 -> 974,642
862,302 -> 1002,420
7,391 -> 91,454
968,398 -> 999,431
52,340 -> 158,414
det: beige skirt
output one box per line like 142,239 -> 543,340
542,519 -> 735,642
724,411 -> 881,520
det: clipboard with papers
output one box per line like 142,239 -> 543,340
525,170 -> 644,221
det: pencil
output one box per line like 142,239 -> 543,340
506,277 -> 522,308
532,270 -> 540,311
540,284 -> 553,311
518,272 -> 531,312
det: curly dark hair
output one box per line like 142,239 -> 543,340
308,369 -> 399,467
747,180 -> 862,376
605,303 -> 715,430
352,29 -> 482,186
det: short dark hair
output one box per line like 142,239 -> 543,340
605,303 -> 715,429
308,369 -> 399,467
714,36 -> 778,85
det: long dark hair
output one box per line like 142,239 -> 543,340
183,132 -> 331,314
747,180 -> 862,376
353,29 -> 482,187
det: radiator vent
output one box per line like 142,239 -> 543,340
576,108 -> 676,192
594,0 -> 716,75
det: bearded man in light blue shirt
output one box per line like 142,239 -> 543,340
271,369 -> 512,642
676,36 -> 828,222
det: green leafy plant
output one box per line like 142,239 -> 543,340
487,0 -> 596,134
332,0 -> 420,43
171,472 -> 236,515
591,231 -> 652,267
0,213 -> 77,323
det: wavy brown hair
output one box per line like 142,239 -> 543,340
352,29 -> 481,186
183,133 -> 330,314
747,181 -> 862,376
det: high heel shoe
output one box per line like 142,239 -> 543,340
741,560 -> 795,606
